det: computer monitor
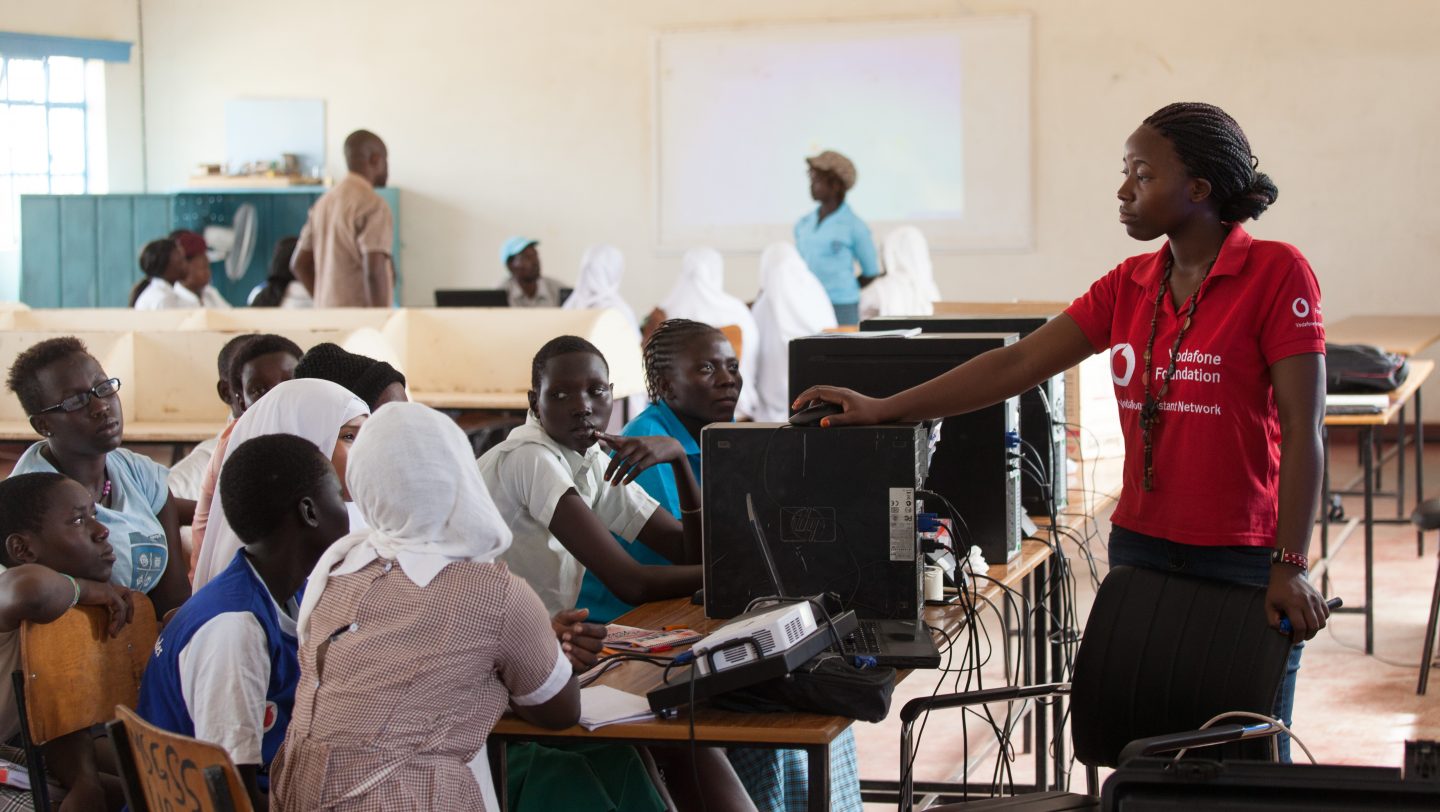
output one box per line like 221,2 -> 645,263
702,422 -> 930,619
862,315 -> 1067,514
788,332 -> 1024,568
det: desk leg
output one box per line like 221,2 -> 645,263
1364,426 -> 1376,655
1398,403 -> 1408,519
1418,387 -> 1427,557
1033,560 -> 1049,793
806,744 -> 830,812
1321,426 -> 1332,597
1049,557 -> 1066,791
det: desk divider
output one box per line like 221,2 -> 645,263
0,308 -> 646,441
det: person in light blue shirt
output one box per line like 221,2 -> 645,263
794,150 -> 880,326
5,337 -> 190,617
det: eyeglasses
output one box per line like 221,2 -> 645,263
36,378 -> 122,415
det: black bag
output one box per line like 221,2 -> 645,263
709,653 -> 896,722
1326,343 -> 1409,393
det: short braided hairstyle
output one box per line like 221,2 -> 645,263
641,319 -> 724,401
1143,102 -> 1278,222
220,433 -> 335,545
6,336 -> 90,415
531,336 -> 608,390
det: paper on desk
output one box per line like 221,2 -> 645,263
579,685 -> 655,730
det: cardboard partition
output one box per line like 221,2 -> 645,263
127,329 -> 354,423
392,308 -> 644,404
6,308 -> 199,332
184,308 -> 394,334
0,331 -> 136,427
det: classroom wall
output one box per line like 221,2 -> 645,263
28,1 -> 1440,417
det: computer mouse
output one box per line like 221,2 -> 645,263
789,400 -> 845,427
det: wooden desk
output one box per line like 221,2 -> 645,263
0,421 -> 222,445
1325,316 -> 1440,358
1321,359 -> 1433,654
490,540 -> 1056,812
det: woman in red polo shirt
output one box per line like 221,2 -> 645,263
794,102 -> 1329,761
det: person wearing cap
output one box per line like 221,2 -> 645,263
294,342 -> 408,411
170,229 -> 232,309
794,150 -> 880,326
499,237 -> 567,307
291,129 -> 395,308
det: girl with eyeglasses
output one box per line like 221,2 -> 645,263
4,337 -> 191,616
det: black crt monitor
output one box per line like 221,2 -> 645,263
703,422 -> 931,620
861,315 -> 1068,514
435,288 -> 509,307
788,332 -> 1024,569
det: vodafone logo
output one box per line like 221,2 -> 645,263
1110,343 -> 1137,387
1291,298 -> 1311,319
263,701 -> 278,732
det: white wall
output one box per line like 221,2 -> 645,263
21,0 -> 1440,416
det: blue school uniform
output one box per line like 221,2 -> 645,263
573,401 -> 699,624
137,550 -> 299,780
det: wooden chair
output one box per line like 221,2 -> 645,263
11,595 -> 158,811
717,323 -> 743,361
107,704 -> 253,812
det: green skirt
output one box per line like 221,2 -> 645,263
505,742 -> 667,812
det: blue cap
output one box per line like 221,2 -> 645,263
500,236 -> 538,266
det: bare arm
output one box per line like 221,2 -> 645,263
1265,352 -> 1330,640
365,252 -> 393,307
548,491 -> 702,606
291,248 -> 317,295
511,676 -> 581,729
149,491 -> 192,617
794,314 -> 1097,426
0,565 -> 133,636
174,496 -> 196,527
596,433 -> 702,564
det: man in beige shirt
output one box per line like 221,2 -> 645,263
292,130 -> 394,307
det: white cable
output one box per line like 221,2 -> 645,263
1172,711 -> 1316,765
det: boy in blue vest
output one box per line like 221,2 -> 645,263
137,433 -> 350,810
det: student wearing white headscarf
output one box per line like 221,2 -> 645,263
859,225 -> 942,320
563,245 -> 639,330
750,242 -> 838,422
192,378 -> 370,590
657,248 -> 761,418
274,403 -> 578,812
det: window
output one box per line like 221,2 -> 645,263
0,54 -> 108,250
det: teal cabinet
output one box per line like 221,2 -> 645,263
20,187 -> 401,307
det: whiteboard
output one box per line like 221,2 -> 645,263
655,16 -> 1031,253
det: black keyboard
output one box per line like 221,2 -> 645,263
840,620 -> 883,655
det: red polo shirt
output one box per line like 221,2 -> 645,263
1065,225 -> 1325,548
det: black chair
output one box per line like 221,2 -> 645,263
898,565 -> 1295,811
1414,498 -> 1440,695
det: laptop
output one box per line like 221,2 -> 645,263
746,494 -> 942,670
435,288 -> 509,307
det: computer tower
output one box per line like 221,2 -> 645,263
788,333 -> 1023,569
702,422 -> 930,620
862,315 -> 1067,514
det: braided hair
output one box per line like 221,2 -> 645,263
642,319 -> 724,401
1143,103 -> 1278,223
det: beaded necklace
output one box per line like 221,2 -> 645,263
1138,255 -> 1216,491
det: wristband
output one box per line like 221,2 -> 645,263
62,574 -> 81,609
1270,548 -> 1308,571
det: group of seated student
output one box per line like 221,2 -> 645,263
0,321 -> 865,810
130,231 -> 230,311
